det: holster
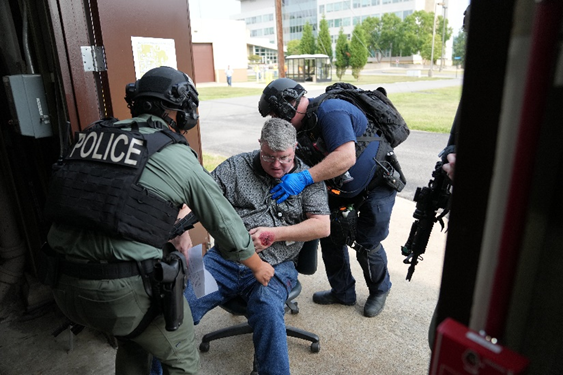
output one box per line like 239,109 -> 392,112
153,244 -> 188,331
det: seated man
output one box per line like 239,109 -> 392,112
155,118 -> 330,375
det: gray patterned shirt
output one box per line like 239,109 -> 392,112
211,150 -> 330,265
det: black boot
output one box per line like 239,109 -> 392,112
364,290 -> 390,317
312,290 -> 355,306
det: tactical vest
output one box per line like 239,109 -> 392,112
44,117 -> 189,248
296,95 -> 393,195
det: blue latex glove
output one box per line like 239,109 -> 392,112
270,170 -> 314,203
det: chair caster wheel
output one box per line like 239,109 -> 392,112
199,342 -> 210,352
311,341 -> 320,353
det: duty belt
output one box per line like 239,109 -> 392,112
59,257 -> 158,280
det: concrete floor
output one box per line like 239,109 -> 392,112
0,195 -> 447,375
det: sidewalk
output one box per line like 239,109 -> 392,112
0,195 -> 448,374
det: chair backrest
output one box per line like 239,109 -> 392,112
295,239 -> 319,275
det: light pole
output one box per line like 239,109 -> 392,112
439,2 -> 447,71
428,2 -> 444,77
275,0 -> 285,78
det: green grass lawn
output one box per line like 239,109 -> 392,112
197,87 -> 265,100
389,85 -> 462,133
202,153 -> 226,171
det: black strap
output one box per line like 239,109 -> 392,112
117,302 -> 162,340
116,265 -> 163,341
59,258 -> 158,280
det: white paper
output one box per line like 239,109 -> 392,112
187,244 -> 219,298
130,36 -> 177,79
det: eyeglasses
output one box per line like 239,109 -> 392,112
260,153 -> 293,164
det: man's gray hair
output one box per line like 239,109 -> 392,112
260,118 -> 296,151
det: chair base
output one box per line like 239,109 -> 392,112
199,323 -> 320,353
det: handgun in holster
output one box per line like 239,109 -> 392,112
153,244 -> 188,331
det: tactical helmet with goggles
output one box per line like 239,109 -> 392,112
125,66 -> 199,131
258,78 -> 306,121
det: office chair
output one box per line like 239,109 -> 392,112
198,239 -> 321,373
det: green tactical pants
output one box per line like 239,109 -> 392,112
52,274 -> 199,375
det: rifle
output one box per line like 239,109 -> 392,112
401,153 -> 453,281
168,211 -> 199,240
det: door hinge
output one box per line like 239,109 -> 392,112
81,45 -> 107,72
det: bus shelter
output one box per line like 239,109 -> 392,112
285,54 -> 332,83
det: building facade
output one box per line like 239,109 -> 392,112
236,0 -> 453,66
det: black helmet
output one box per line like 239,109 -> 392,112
258,78 -> 306,121
125,66 -> 199,131
462,5 -> 471,33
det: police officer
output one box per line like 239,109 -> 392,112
44,66 -> 274,374
259,78 -> 400,318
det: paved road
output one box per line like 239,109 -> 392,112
197,78 -> 460,201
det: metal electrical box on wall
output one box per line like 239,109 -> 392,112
2,74 -> 52,138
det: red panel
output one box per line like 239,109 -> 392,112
96,0 -> 196,121
431,318 -> 529,375
53,0 -> 103,132
193,43 -> 215,83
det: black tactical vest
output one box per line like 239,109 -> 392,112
44,118 -> 189,248
295,96 -> 391,193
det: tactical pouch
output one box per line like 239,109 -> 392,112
329,207 -> 358,247
36,243 -> 60,287
153,246 -> 188,331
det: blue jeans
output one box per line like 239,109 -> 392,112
226,76 -> 232,86
320,185 -> 396,303
152,247 -> 297,375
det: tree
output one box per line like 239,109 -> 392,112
248,54 -> 262,64
360,16 -> 382,59
317,16 -> 333,61
401,11 -> 434,56
420,33 -> 443,63
334,28 -> 349,80
437,16 -> 453,47
349,24 -> 368,80
287,40 -> 301,56
379,13 -> 403,56
452,30 -> 467,67
299,22 -> 316,55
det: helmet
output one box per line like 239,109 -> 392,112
125,66 -> 199,131
462,5 -> 471,33
258,78 -> 306,121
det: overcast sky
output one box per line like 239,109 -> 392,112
187,0 -> 470,34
